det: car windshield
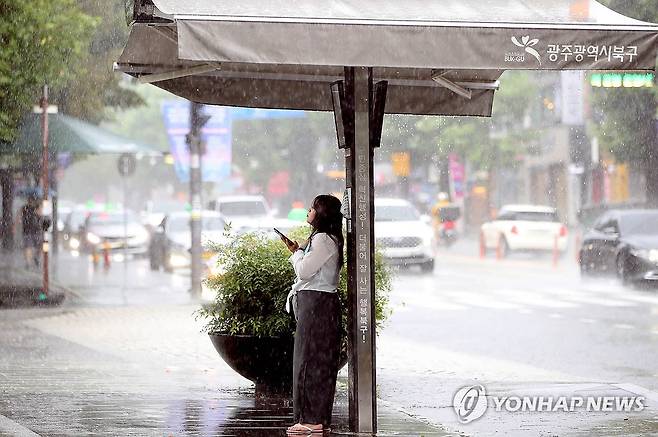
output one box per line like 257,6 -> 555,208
619,212 -> 658,235
219,201 -> 267,216
498,211 -> 558,222
88,212 -> 137,226
168,216 -> 226,233
375,205 -> 420,222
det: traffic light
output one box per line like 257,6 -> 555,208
186,102 -> 211,155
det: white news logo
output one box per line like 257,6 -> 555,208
453,384 -> 646,424
453,385 -> 488,424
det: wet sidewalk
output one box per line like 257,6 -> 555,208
0,304 -> 454,437
0,251 -> 68,308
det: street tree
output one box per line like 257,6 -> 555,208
593,0 -> 658,206
52,0 -> 142,123
397,71 -> 540,195
0,0 -> 95,143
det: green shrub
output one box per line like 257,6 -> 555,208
196,226 -> 392,342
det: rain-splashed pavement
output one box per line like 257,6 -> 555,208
0,251 -> 450,436
1,241 -> 658,436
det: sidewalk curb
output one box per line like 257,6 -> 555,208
0,414 -> 40,437
0,286 -> 68,308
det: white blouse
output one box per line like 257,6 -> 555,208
285,232 -> 340,315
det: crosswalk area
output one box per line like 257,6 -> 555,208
389,256 -> 658,332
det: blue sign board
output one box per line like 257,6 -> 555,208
161,101 -> 232,182
161,102 -> 306,182
230,107 -> 306,120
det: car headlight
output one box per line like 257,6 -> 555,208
631,248 -> 658,263
69,237 -> 80,250
86,232 -> 101,245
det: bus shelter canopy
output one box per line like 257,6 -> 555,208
116,0 -> 658,116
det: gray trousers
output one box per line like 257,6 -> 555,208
293,290 -> 341,428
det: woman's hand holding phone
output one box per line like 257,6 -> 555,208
274,228 -> 299,253
286,240 -> 299,253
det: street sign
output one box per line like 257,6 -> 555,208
117,153 -> 136,177
32,105 -> 58,114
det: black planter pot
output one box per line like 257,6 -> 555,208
209,333 -> 349,394
209,333 -> 295,393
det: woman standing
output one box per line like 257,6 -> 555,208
283,194 -> 344,435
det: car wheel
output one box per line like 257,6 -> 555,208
616,255 -> 630,285
420,260 -> 434,273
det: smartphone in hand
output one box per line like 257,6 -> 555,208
273,228 -> 293,246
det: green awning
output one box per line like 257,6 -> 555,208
5,113 -> 160,155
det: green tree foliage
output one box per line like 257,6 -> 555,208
103,83 -> 174,151
593,0 -> 658,204
52,0 -> 142,123
592,90 -> 656,163
411,71 -> 540,171
0,0 -> 96,143
231,115 -> 334,203
593,0 -> 658,161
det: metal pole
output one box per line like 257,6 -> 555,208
188,101 -> 203,298
123,174 -> 128,265
346,66 -> 377,434
51,185 -> 58,255
40,85 -> 49,297
1,171 -> 14,251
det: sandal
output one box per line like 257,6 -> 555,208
286,423 -> 324,435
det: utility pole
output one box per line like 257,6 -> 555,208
186,102 -> 209,298
40,85 -> 50,298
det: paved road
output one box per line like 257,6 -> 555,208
377,240 -> 658,435
4,240 -> 658,436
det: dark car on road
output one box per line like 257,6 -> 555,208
62,208 -> 89,251
579,209 -> 658,284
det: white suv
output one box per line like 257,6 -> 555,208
208,195 -> 273,233
480,204 -> 568,256
375,198 -> 434,272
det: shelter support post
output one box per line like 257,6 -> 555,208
333,67 -> 386,435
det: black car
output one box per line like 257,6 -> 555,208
580,209 -> 658,284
